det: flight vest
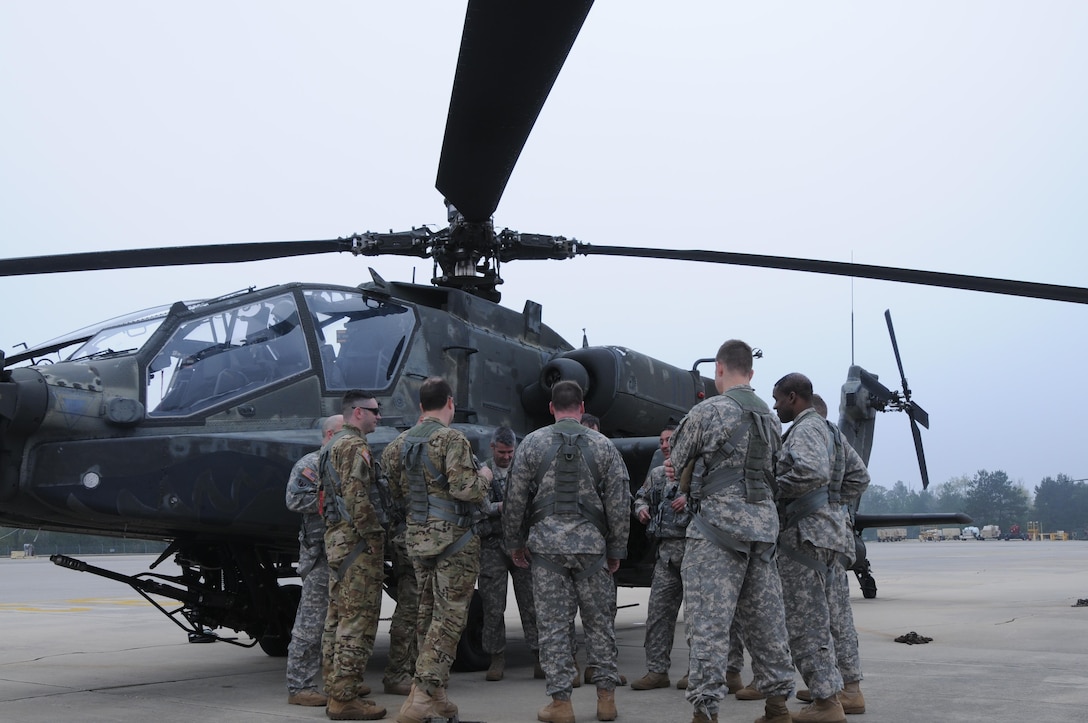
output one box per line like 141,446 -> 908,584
319,428 -> 394,530
824,419 -> 845,505
694,388 -> 776,504
778,411 -> 834,530
527,425 -> 607,536
400,420 -> 472,528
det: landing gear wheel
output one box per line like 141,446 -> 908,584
859,573 -> 877,599
451,589 -> 488,672
258,582 -> 302,657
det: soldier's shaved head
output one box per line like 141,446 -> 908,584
551,380 -> 584,413
716,340 -> 754,375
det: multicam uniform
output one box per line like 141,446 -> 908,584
478,457 -> 539,657
285,449 -> 329,697
775,407 -> 852,700
503,417 -> 630,699
633,463 -> 691,676
379,470 -> 420,692
669,384 -> 794,720
320,423 -> 385,703
824,419 -> 870,687
382,416 -> 490,695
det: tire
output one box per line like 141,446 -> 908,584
859,573 -> 877,600
451,589 -> 489,672
259,582 -> 301,658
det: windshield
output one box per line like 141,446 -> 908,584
148,293 -> 310,416
303,288 -> 415,391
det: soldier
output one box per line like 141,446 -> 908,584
286,414 -> 343,707
667,339 -> 794,723
477,426 -> 541,682
382,377 -> 492,723
320,391 -> 387,721
790,393 -> 868,714
381,496 -> 419,697
630,424 -> 691,691
503,380 -> 630,723
771,374 -> 852,723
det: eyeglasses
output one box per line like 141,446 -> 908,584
354,405 -> 381,415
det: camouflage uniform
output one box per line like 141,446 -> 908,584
478,457 -> 539,656
383,522 -> 420,690
285,449 -> 329,697
382,417 -> 490,694
502,417 -> 631,700
668,384 -> 794,720
632,464 -> 690,675
824,420 -> 869,686
320,423 -> 385,702
775,407 -> 852,700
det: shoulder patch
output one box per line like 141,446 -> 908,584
301,467 -> 318,483
361,448 -> 372,464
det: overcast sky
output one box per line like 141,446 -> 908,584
2,2 -> 1085,497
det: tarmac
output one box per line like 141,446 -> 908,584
1,540 -> 1086,723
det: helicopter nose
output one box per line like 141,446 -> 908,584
1,366 -> 49,500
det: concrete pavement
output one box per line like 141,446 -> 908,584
1,541 -> 1086,722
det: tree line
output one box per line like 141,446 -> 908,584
858,470 -> 1088,539
0,527 -> 167,557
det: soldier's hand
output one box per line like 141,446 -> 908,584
664,458 -> 675,481
671,495 -> 687,512
637,508 -> 651,524
511,547 -> 531,568
606,557 -> 620,575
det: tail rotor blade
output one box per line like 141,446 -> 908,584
910,416 -> 930,490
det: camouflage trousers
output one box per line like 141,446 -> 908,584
777,527 -> 844,700
532,552 -> 620,699
643,537 -> 685,674
411,535 -> 480,694
322,533 -> 384,701
681,537 -> 793,718
384,531 -> 419,687
828,564 -> 863,683
479,539 -> 538,654
726,616 -> 746,673
287,545 -> 329,694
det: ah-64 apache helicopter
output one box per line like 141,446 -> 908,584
2,2 -> 1084,664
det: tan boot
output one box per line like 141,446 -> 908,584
326,696 -> 386,721
573,661 -> 582,688
839,681 -> 865,714
677,671 -> 690,690
485,652 -> 505,681
631,671 -> 670,690
735,680 -> 766,700
429,686 -> 457,719
792,697 -> 847,723
538,696 -> 575,723
796,688 -> 813,702
395,684 -> 432,723
288,689 -> 328,706
692,711 -> 718,723
754,694 -> 791,723
596,688 -> 617,721
725,670 -> 743,694
382,679 -> 412,696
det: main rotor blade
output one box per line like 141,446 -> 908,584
0,240 -> 350,277
884,310 -> 910,396
577,245 -> 1088,304
436,0 -> 593,223
910,416 -> 930,490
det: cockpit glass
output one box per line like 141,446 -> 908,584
147,293 -> 310,416
303,289 -> 415,391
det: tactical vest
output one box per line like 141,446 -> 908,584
528,426 -> 607,535
778,411 -> 833,530
401,420 -> 472,528
319,428 -> 395,530
649,478 -> 691,539
695,388 -> 776,504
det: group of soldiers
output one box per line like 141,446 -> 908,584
626,339 -> 870,723
283,337 -> 870,723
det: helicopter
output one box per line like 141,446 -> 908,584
2,2 -> 1085,662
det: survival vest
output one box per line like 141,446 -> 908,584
527,425 -> 607,536
693,388 -> 777,505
